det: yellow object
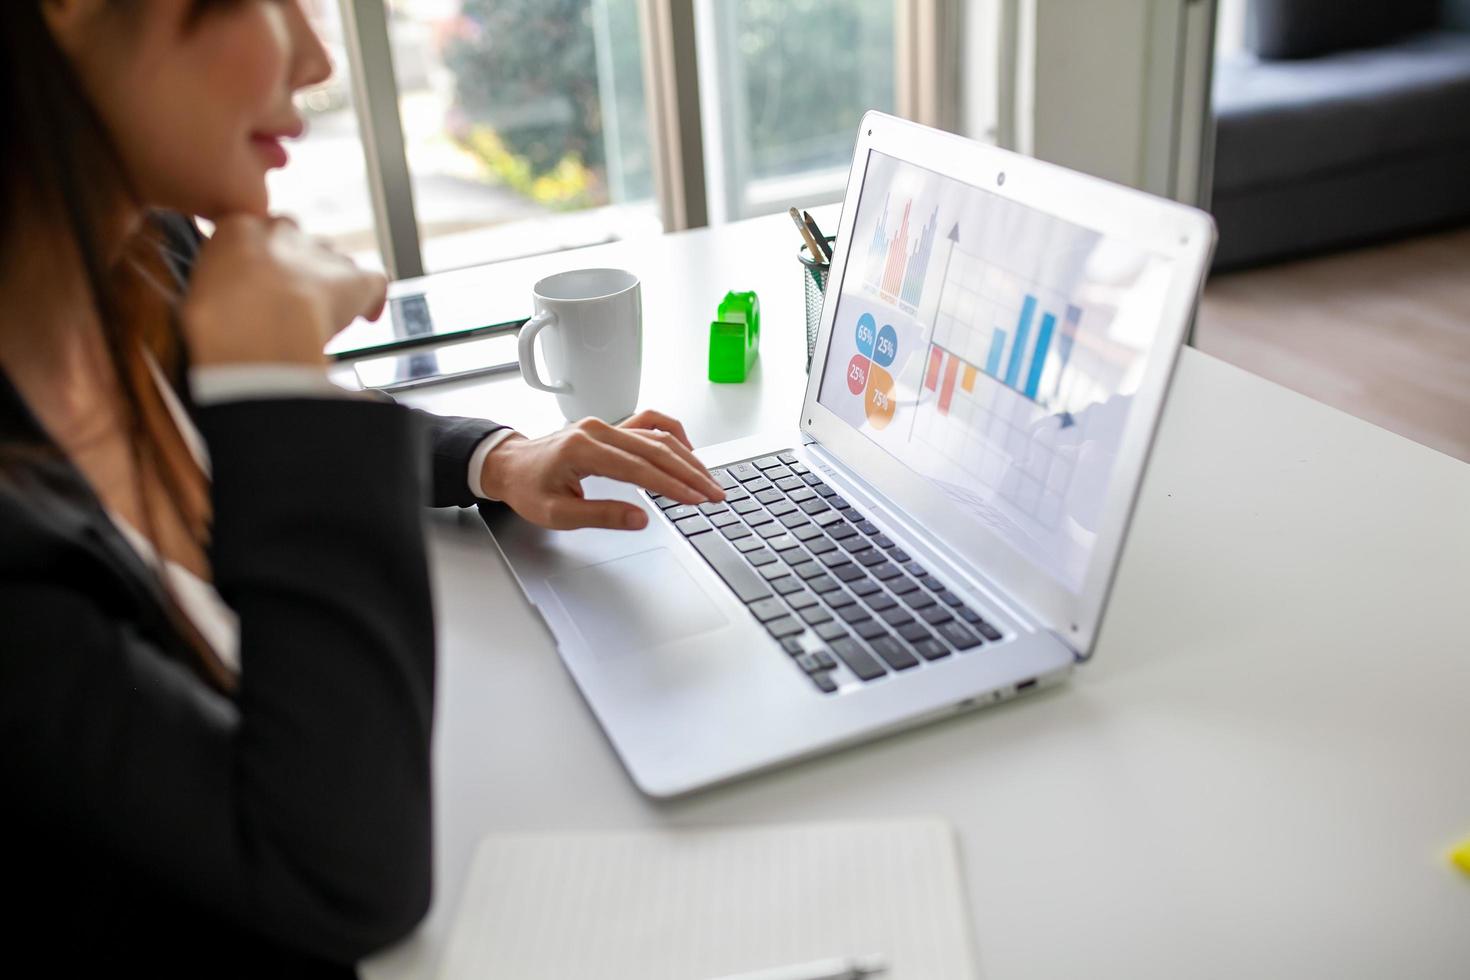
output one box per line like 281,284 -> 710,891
1451,837 -> 1470,876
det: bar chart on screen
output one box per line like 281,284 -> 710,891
864,193 -> 940,314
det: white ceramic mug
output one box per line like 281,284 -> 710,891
518,268 -> 643,422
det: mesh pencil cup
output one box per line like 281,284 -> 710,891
798,237 -> 835,371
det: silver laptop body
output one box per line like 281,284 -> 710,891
489,112 -> 1216,798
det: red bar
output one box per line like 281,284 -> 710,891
938,352 -> 960,414
925,346 -> 944,391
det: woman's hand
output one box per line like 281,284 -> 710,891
480,411 -> 725,531
180,215 -> 387,366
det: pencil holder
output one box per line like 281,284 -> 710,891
798,237 -> 834,371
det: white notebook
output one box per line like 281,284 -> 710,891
435,819 -> 979,980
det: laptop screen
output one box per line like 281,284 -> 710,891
816,150 -> 1177,594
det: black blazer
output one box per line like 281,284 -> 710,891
0,215 -> 505,976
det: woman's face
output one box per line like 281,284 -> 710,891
46,0 -> 331,220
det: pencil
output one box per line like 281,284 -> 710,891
801,210 -> 835,261
789,207 -> 826,265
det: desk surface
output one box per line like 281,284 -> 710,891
366,211 -> 1470,980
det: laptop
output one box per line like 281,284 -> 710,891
488,111 -> 1216,798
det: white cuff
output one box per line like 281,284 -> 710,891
468,428 -> 520,500
190,364 -> 351,405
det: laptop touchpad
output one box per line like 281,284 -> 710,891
547,547 -> 728,656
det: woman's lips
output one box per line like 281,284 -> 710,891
250,134 -> 290,169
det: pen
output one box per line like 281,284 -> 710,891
801,209 -> 835,261
702,954 -> 887,980
788,206 -> 828,265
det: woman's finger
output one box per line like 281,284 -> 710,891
597,425 -> 723,500
546,495 -> 649,531
571,437 -> 708,504
619,409 -> 693,450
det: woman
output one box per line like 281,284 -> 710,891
0,1 -> 724,974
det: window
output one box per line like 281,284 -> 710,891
387,0 -> 661,273
696,0 -> 898,223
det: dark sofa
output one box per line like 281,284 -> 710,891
1210,0 -> 1470,270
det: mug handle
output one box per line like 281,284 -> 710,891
517,310 -> 572,395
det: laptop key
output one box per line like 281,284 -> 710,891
806,536 -> 838,555
872,563 -> 903,581
957,605 -> 981,623
829,496 -> 851,510
796,652 -> 828,673
733,536 -> 764,553
792,523 -> 824,540
687,530 -> 772,603
811,672 -> 838,694
921,606 -> 953,626
839,535 -> 870,553
675,516 -> 712,536
975,619 -> 1003,642
911,638 -> 951,661
800,606 -> 834,626
724,486 -> 751,502
788,486 -> 817,503
787,589 -> 820,610
792,561 -> 825,580
815,484 -> 837,498
872,534 -> 895,549
767,535 -> 801,552
849,577 -> 882,597
896,622 -> 932,644
745,477 -> 774,494
936,621 -> 983,649
721,522 -> 753,540
902,590 -> 936,609
765,616 -> 804,639
775,476 -> 805,492
880,607 -> 915,627
711,470 -> 739,490
745,509 -> 776,526
801,472 -> 823,486
779,513 -> 810,530
770,576 -> 803,595
699,501 -> 730,516
755,523 -> 786,539
866,595 -> 899,615
777,452 -> 798,465
828,522 -> 858,540
799,498 -> 831,515
780,636 -> 805,655
834,564 -> 866,583
937,590 -> 964,607
730,462 -> 762,482
837,604 -> 871,624
889,576 -> 920,595
889,548 -> 911,563
660,503 -> 697,521
811,650 -> 837,670
731,498 -> 762,515
853,548 -> 885,567
748,597 -> 787,622
813,510 -> 845,527
755,455 -> 783,470
789,462 -> 809,474
759,563 -> 792,581
870,637 -> 919,671
755,488 -> 784,505
747,549 -> 778,567
922,575 -> 946,591
814,622 -> 848,643
818,549 -> 851,567
853,619 -> 889,641
903,561 -> 929,577
768,500 -> 798,517
831,638 -> 886,681
709,511 -> 742,529
809,575 -> 840,594
825,589 -> 857,608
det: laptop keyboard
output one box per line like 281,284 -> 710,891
647,451 -> 1006,695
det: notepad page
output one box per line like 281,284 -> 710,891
435,818 -> 978,980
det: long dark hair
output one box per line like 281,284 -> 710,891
0,2 -> 236,690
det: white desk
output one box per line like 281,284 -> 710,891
366,211 -> 1470,979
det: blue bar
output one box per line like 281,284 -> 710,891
985,329 -> 1006,376
1024,312 -> 1055,399
1056,304 -> 1082,369
1004,295 -> 1037,388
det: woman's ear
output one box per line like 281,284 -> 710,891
41,0 -> 107,56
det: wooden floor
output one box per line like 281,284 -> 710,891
1195,227 -> 1470,463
